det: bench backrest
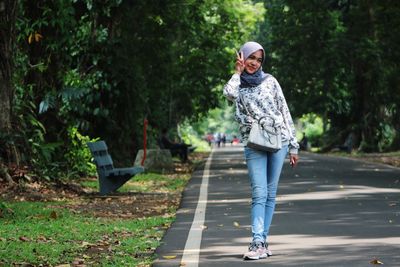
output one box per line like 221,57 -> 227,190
87,141 -> 114,172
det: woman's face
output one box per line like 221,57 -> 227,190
244,50 -> 263,74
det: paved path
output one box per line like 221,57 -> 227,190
153,146 -> 400,267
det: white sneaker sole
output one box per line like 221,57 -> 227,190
243,253 -> 269,260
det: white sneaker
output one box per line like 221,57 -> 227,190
243,242 -> 272,260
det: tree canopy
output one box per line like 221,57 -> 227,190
258,0 -> 400,152
0,0 -> 263,178
1,0 -> 399,181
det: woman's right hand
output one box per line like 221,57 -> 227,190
235,51 -> 245,74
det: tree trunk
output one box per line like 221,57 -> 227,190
0,0 -> 20,171
0,162 -> 14,184
353,0 -> 382,152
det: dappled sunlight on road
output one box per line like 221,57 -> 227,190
278,185 -> 400,202
155,146 -> 400,267
353,167 -> 396,172
271,234 -> 400,248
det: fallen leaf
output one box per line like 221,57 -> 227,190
80,241 -> 92,247
72,258 -> 84,265
55,264 -> 70,267
340,185 -> 344,189
233,221 -> 240,227
34,33 -> 43,42
218,224 -> 224,227
37,235 -> 48,242
19,236 -> 30,242
28,33 -> 34,44
200,225 -> 208,230
50,211 -> 58,219
370,258 -> 384,265
163,255 -> 177,259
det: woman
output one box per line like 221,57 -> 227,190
223,41 -> 299,260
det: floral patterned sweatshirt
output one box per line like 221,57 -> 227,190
223,73 -> 299,154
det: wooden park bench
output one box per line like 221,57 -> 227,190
87,140 -> 144,195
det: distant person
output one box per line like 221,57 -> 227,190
223,41 -> 299,260
216,133 -> 222,147
222,133 -> 226,147
231,135 -> 240,145
160,128 -> 189,162
206,133 -> 214,147
299,132 -> 309,151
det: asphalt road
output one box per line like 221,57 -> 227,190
153,145 -> 400,267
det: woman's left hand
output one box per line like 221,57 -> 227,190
289,154 -> 299,168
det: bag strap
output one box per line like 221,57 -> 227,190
238,93 -> 253,120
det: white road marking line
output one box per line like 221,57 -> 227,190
181,149 -> 214,267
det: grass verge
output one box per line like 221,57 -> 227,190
0,152 -> 208,267
80,173 -> 190,193
0,152 -> 209,266
0,201 -> 174,266
321,151 -> 400,168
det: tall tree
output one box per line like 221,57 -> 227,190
259,0 -> 400,152
0,0 -> 19,183
1,0 -> 264,179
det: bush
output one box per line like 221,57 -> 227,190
297,113 -> 324,148
64,127 -> 97,177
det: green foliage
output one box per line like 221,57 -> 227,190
5,0 -> 400,180
189,101 -> 240,138
179,123 -> 211,152
0,201 -> 173,266
15,87 -> 63,180
258,0 -> 400,152
0,202 -> 13,218
64,127 -> 97,177
6,0 -> 264,178
297,113 -> 324,147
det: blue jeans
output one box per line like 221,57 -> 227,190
244,145 -> 288,243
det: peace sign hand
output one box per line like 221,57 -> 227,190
235,50 -> 245,74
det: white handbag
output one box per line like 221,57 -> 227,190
247,120 -> 282,152
239,94 -> 282,153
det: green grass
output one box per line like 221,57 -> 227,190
0,171 -> 194,266
0,201 -> 174,266
121,173 -> 190,193
80,173 -> 190,193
